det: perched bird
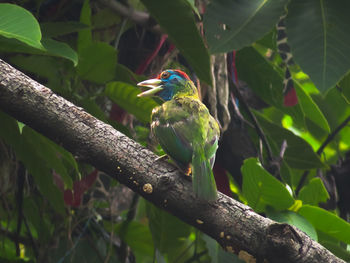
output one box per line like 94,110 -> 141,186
137,69 -> 220,200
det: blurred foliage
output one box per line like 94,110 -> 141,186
1,0 -> 350,262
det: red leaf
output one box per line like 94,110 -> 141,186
283,87 -> 298,107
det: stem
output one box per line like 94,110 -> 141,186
295,115 -> 350,195
230,51 -> 274,162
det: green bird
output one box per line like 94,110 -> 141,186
137,69 -> 220,200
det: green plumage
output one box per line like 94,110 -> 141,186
138,70 -> 220,200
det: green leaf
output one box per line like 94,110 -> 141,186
77,42 -> 117,83
286,0 -> 350,92
0,117 -> 67,214
237,46 -> 330,132
0,3 -> 43,49
41,21 -> 88,38
266,210 -> 318,241
114,221 -> 154,263
146,203 -> 191,257
42,38 -> 78,66
320,241 -> 350,262
299,205 -> 350,244
294,84 -> 330,133
19,130 -> 65,214
78,0 -> 92,51
140,0 -> 211,84
255,112 -> 326,169
23,127 -> 73,189
204,0 -> 287,53
338,72 -> 350,104
0,36 -> 78,66
241,158 -> 294,212
236,47 -> 305,127
105,81 -> 158,123
298,178 -> 329,206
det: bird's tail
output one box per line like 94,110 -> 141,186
192,146 -> 217,201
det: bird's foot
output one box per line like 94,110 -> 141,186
184,166 -> 192,176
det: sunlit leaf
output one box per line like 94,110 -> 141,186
299,205 -> 350,244
298,178 -> 329,206
0,3 -> 43,49
241,158 -> 294,212
105,81 -> 158,123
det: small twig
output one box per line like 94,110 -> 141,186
279,140 -> 288,159
295,115 -> 350,195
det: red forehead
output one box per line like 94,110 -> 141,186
174,70 -> 190,80
157,70 -> 191,80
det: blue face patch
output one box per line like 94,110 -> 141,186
157,71 -> 186,101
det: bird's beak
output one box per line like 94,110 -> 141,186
137,79 -> 163,97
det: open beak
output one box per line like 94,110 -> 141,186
137,79 -> 163,97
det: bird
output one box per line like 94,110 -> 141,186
137,69 -> 220,200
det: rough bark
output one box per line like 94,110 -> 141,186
0,59 -> 345,263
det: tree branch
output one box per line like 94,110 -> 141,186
0,59 -> 344,263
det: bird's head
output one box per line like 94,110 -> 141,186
137,69 -> 198,101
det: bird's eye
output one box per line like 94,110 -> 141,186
160,71 -> 170,79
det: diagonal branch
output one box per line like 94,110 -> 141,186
0,59 -> 344,263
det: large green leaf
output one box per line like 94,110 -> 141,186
105,81 -> 158,123
298,178 -> 329,206
299,205 -> 350,244
266,210 -> 318,241
77,42 -> 117,83
255,111 -> 325,169
0,3 -> 43,49
42,38 -> 78,66
146,203 -> 191,260
294,83 -> 330,133
0,36 -> 78,66
204,0 -> 287,53
241,158 -> 294,212
141,0 -> 211,84
236,46 -> 330,132
286,0 -> 350,92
